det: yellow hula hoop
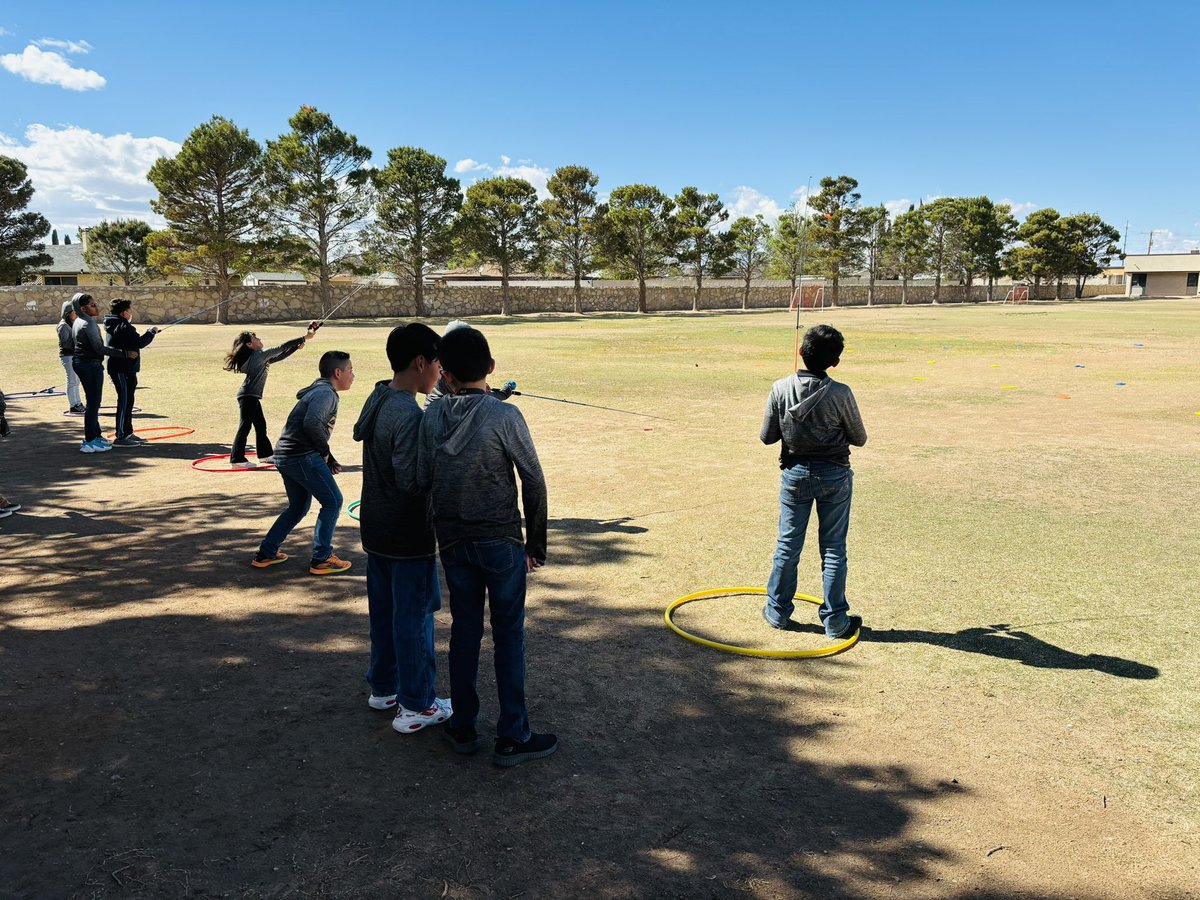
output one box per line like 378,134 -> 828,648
664,586 -> 860,659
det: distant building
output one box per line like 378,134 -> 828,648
242,272 -> 308,286
1123,252 -> 1200,297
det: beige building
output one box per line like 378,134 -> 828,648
1123,251 -> 1200,297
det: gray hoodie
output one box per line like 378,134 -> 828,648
760,369 -> 867,468
272,378 -> 340,463
416,390 -> 547,562
70,294 -> 122,363
57,300 -> 76,356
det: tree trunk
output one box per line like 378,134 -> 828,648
501,265 -> 511,316
742,273 -> 750,310
867,270 -> 874,307
965,274 -> 974,304
987,276 -> 995,303
414,269 -> 425,318
692,270 -> 702,312
1074,276 -> 1084,299
573,272 -> 582,315
933,272 -> 941,305
830,275 -> 839,308
1055,277 -> 1063,300
901,275 -> 908,306
637,275 -> 647,314
217,267 -> 231,324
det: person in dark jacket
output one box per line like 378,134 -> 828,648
0,389 -> 19,519
352,323 -> 453,731
57,301 -> 84,413
103,299 -> 159,445
71,293 -> 137,453
252,351 -> 355,575
223,328 -> 315,467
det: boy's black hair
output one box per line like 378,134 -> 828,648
109,298 -> 131,315
386,323 -> 440,373
319,350 -> 352,379
438,327 -> 491,383
800,324 -> 844,375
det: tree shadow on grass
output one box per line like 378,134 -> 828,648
865,625 -> 1158,679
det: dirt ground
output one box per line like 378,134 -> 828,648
1,304 -> 1197,898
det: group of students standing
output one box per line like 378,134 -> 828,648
58,292 -> 158,452
242,320 -> 556,767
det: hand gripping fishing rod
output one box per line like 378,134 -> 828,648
501,381 -> 674,421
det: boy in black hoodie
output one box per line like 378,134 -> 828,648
252,351 -> 355,575
103,299 -> 159,445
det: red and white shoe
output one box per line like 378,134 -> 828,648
391,698 -> 452,733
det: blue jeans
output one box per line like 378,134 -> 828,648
258,453 -> 342,562
109,371 -> 138,439
441,539 -> 530,742
765,462 -> 854,636
72,358 -> 104,442
366,553 -> 441,711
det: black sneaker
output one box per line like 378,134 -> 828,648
828,615 -> 862,640
493,732 -> 558,767
443,722 -> 487,755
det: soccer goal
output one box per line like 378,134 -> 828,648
1002,285 -> 1030,304
789,284 -> 825,310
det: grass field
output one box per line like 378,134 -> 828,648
1,300 -> 1197,897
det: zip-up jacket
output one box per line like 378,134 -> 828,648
236,338 -> 306,399
103,315 -> 156,374
416,389 -> 547,563
272,378 -> 340,465
760,369 -> 867,468
72,308 -> 123,363
353,381 -> 435,559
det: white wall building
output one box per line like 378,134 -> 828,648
1123,252 -> 1200,297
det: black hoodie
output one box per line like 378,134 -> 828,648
103,314 -> 157,374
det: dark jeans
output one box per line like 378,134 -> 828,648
72,358 -> 104,442
231,396 -> 271,463
109,371 -> 138,439
441,539 -> 530,742
366,554 -> 441,711
258,453 -> 343,562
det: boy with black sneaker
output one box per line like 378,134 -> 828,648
252,350 -> 355,575
103,299 -> 159,445
760,324 -> 868,639
416,326 -> 555,767
352,323 -> 453,733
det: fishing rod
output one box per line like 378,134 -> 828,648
307,275 -> 382,332
502,381 -> 674,421
3,386 -> 63,400
794,175 -> 813,371
159,293 -> 247,330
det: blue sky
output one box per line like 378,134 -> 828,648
2,0 -> 1197,252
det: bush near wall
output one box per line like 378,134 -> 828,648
0,281 -> 1129,327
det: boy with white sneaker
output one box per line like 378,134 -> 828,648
353,323 -> 452,733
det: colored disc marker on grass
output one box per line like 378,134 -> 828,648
1000,385 -> 1018,389
1115,382 -> 1127,387
104,426 -> 194,441
346,500 -> 361,521
191,453 -> 276,473
664,587 -> 860,659
1056,394 -> 1072,400
913,376 -> 926,381
1074,364 -> 1086,368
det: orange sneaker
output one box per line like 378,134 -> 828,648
251,551 -> 288,568
309,554 -> 351,575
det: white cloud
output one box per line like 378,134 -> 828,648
500,155 -> 511,165
453,158 -> 485,173
35,37 -> 93,54
997,197 -> 1038,219
1145,230 -> 1200,254
0,124 -> 181,230
0,44 -> 105,90
884,198 -> 914,218
0,27 -> 11,37
725,186 -> 784,223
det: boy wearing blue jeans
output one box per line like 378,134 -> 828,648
253,351 -> 355,575
417,326 -> 555,767
761,324 -> 867,638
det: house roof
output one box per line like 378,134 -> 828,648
30,244 -> 88,274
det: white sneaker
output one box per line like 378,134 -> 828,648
81,441 -> 98,453
92,440 -> 112,453
392,698 -> 452,733
231,460 -> 257,469
0,502 -> 21,513
257,455 -> 275,465
368,694 -> 397,711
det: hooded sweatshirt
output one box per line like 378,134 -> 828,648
103,314 -> 157,374
759,369 -> 867,468
57,301 -> 76,356
416,390 -> 547,562
272,378 -> 340,464
236,337 -> 306,399
71,295 -> 123,363
352,381 -> 435,559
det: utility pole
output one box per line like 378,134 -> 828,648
1122,221 -> 1128,256
1147,230 -> 1156,254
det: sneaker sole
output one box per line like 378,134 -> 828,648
251,555 -> 288,568
493,742 -> 559,767
309,565 -> 352,575
392,713 -> 449,734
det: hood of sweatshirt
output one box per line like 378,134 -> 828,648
352,381 -> 393,443
61,300 -> 76,321
783,371 -> 833,428
296,377 -> 336,401
428,391 -> 497,458
103,313 -> 121,337
70,292 -> 92,316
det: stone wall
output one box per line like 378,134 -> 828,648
0,280 -> 1130,327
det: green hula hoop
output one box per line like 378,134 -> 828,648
346,500 -> 361,521
665,586 -> 860,659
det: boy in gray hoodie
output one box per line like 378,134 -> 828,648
252,351 -> 355,574
760,324 -> 867,639
416,326 -> 554,767
57,300 -> 84,413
